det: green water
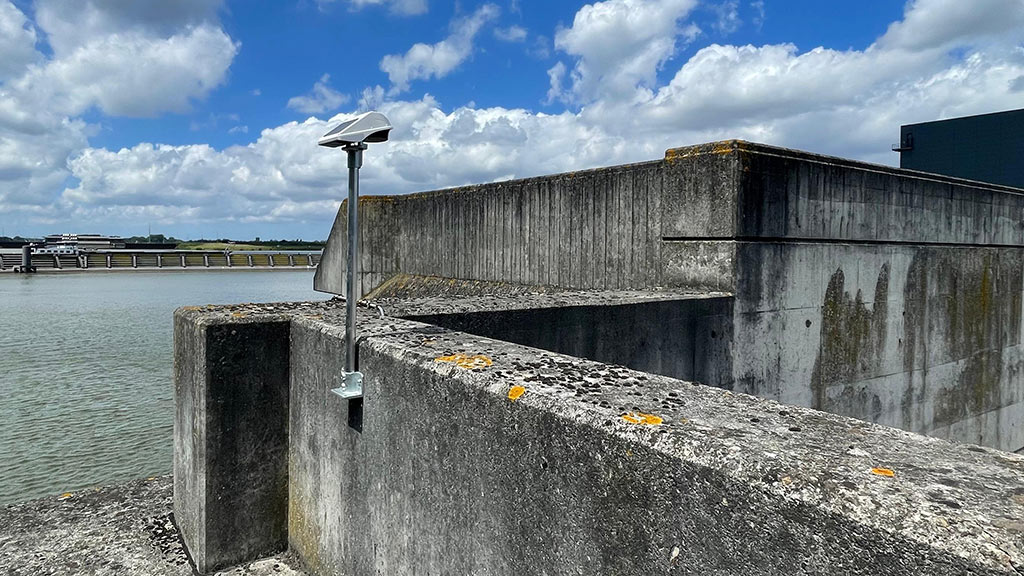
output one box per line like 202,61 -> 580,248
0,270 -> 328,506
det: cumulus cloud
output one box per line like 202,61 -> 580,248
34,0 -> 224,55
0,0 -> 238,223
380,4 -> 500,93
0,1 -> 39,80
878,0 -> 1024,52
554,0 -> 700,103
5,0 -> 1024,238
11,25 -> 237,118
287,74 -> 350,115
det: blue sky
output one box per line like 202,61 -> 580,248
1,0 -> 1022,240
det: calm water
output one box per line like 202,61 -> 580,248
0,270 -> 327,506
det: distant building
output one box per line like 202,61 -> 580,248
43,234 -> 126,251
894,108 -> 1024,189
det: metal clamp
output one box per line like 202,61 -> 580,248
331,371 -> 364,399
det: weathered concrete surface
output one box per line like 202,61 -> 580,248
315,158 -> 676,295
176,303 -> 1024,575
173,307 -> 293,573
403,296 -> 731,384
313,140 -> 1024,452
0,476 -> 306,575
730,242 -> 1024,452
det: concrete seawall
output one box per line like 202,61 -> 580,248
314,140 -> 1024,453
173,301 -> 1024,575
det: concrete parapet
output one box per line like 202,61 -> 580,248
312,140 -> 1024,452
175,301 -> 1024,575
173,308 -> 292,573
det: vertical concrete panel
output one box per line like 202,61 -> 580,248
581,175 -> 594,289
647,165 -> 663,289
174,316 -> 290,574
556,179 -> 570,288
203,322 -> 290,571
593,171 -> 608,290
632,168 -> 648,288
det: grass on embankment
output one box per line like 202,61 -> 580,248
177,242 -> 325,251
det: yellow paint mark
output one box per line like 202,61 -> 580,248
621,412 -> 663,426
58,492 -> 73,500
435,353 -> 493,370
508,385 -> 526,401
871,467 -> 895,477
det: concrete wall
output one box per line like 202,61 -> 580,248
403,296 -> 732,387
313,140 -> 1024,452
174,304 -> 1024,575
314,148 -> 738,295
726,148 -> 1024,452
173,313 -> 292,573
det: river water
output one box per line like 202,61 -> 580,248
0,270 -> 327,506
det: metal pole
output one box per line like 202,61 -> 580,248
344,143 -> 366,375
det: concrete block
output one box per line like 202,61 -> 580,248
173,311 -> 291,573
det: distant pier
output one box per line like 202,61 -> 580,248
0,249 -> 320,273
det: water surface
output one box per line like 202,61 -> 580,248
0,270 -> 327,506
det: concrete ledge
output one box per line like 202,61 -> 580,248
175,301 -> 1024,575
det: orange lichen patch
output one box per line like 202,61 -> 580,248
621,412 -> 663,425
58,492 -> 73,500
712,140 -> 737,155
435,353 -> 493,370
508,385 -> 526,401
871,467 -> 895,477
231,312 -> 247,318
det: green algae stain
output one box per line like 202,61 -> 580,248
811,264 -> 890,412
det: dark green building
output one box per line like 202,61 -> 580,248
894,108 -> 1024,189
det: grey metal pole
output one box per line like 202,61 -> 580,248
344,143 -> 366,374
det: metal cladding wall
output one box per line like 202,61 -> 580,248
898,108 -> 1024,189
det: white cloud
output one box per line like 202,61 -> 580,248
380,4 -> 500,93
554,0 -> 699,103
287,74 -> 350,115
34,0 -> 224,55
712,0 -> 740,35
318,0 -> 427,16
878,0 -> 1024,52
10,24 -> 237,118
0,1 -> 39,80
750,0 -> 765,30
5,0 -> 1024,238
0,0 -> 238,225
494,25 -> 527,42
545,61 -> 567,104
